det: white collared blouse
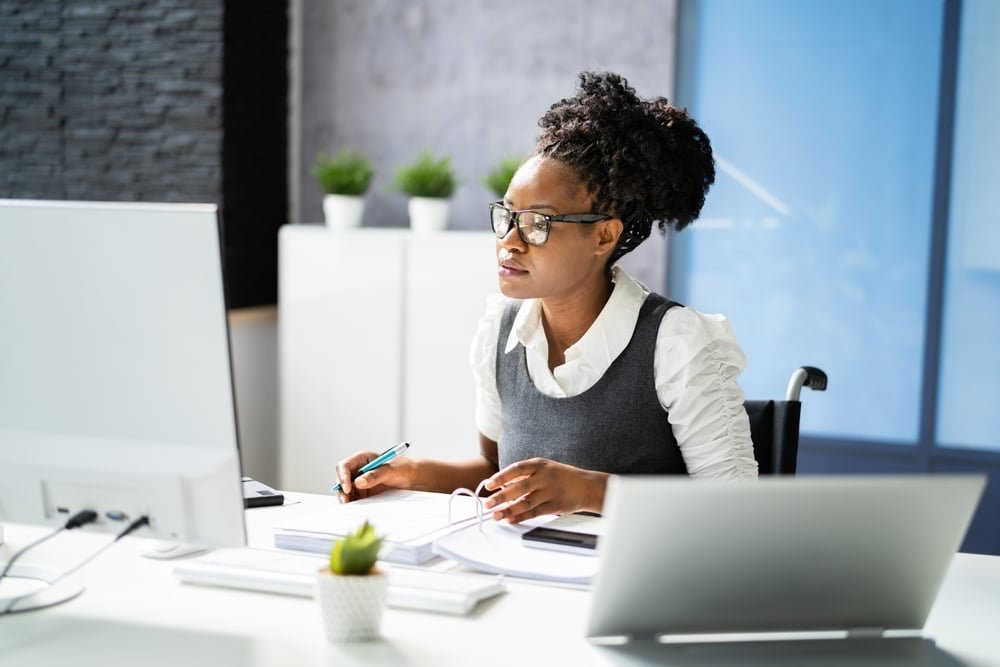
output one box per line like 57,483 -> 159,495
470,266 -> 758,479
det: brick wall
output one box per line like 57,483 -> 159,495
0,0 -> 288,307
0,0 -> 223,203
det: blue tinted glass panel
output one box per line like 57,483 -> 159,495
672,0 -> 943,443
936,0 -> 1000,451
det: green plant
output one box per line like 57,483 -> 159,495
312,150 -> 375,196
394,151 -> 458,198
482,155 -> 523,199
328,521 -> 384,575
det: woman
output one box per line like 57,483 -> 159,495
335,71 -> 757,522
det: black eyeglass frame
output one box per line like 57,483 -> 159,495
489,201 -> 611,246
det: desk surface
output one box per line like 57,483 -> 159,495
2,492 -> 999,667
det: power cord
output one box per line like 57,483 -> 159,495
0,510 -> 99,584
0,515 -> 150,616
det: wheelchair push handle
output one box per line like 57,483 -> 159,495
785,366 -> 828,402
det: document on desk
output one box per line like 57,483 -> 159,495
432,516 -> 602,586
273,490 -> 480,565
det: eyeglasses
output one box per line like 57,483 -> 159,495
489,201 -> 610,246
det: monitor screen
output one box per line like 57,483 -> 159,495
0,199 -> 245,548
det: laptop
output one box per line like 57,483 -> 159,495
586,475 -> 985,641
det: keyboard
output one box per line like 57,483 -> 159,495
173,548 -> 505,615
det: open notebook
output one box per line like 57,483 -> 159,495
586,475 -> 986,641
273,488 -> 603,582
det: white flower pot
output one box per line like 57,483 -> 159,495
316,568 -> 388,642
323,194 -> 365,230
407,196 -> 450,232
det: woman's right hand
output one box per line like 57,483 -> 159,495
335,450 -> 417,503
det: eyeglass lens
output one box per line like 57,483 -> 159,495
491,205 -> 549,245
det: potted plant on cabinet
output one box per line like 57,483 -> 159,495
316,520 -> 387,642
482,154 -> 523,200
312,150 -> 374,229
394,151 -> 458,232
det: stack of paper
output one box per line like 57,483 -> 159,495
273,489 -> 480,565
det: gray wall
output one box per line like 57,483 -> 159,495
229,309 -> 279,486
0,0 -> 223,203
297,0 -> 679,288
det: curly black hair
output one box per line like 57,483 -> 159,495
536,71 -> 715,266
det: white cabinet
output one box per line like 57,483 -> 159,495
278,226 -> 498,493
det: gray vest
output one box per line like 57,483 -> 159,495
496,293 -> 688,475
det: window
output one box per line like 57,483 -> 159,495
673,0 -> 944,443
675,0 -> 1000,554
936,0 -> 1000,452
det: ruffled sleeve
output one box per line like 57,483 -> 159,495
469,293 -> 510,442
654,307 -> 758,479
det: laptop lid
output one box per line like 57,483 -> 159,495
586,475 -> 985,640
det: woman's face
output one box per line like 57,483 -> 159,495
495,155 -> 615,302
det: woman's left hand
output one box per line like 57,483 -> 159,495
480,458 -> 609,523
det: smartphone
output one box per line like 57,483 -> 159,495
242,477 -> 285,508
521,526 -> 599,555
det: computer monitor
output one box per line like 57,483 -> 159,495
0,199 -> 246,549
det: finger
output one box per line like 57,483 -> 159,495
337,451 -> 377,494
486,494 -> 518,519
352,486 -> 374,500
337,463 -> 354,495
355,463 -> 396,490
502,497 -> 559,524
483,459 -> 541,491
342,481 -> 378,503
482,477 -> 534,511
339,480 -> 373,503
336,460 -> 358,494
484,465 -> 532,491
489,492 -> 531,521
489,488 -> 540,521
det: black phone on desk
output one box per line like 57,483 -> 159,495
522,526 -> 599,554
242,477 -> 284,508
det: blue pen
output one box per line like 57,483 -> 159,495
331,441 -> 410,493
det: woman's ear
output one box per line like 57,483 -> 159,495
594,218 -> 624,258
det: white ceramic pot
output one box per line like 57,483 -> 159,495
407,196 -> 450,232
316,568 -> 388,642
323,194 -> 365,230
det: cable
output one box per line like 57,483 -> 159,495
1,515 -> 149,616
0,510 -> 98,583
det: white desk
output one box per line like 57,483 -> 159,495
2,493 -> 999,667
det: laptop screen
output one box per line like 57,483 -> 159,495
586,475 -> 985,640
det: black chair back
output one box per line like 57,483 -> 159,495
745,366 -> 828,475
745,400 -> 802,475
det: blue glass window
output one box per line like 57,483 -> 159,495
672,0 -> 944,443
936,0 -> 1000,452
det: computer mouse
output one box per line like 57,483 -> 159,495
139,540 -> 210,560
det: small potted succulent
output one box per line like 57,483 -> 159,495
482,155 -> 523,200
316,520 -> 387,642
394,151 -> 458,232
312,150 -> 375,229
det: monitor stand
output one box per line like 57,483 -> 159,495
139,540 -> 211,560
0,562 -> 85,613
